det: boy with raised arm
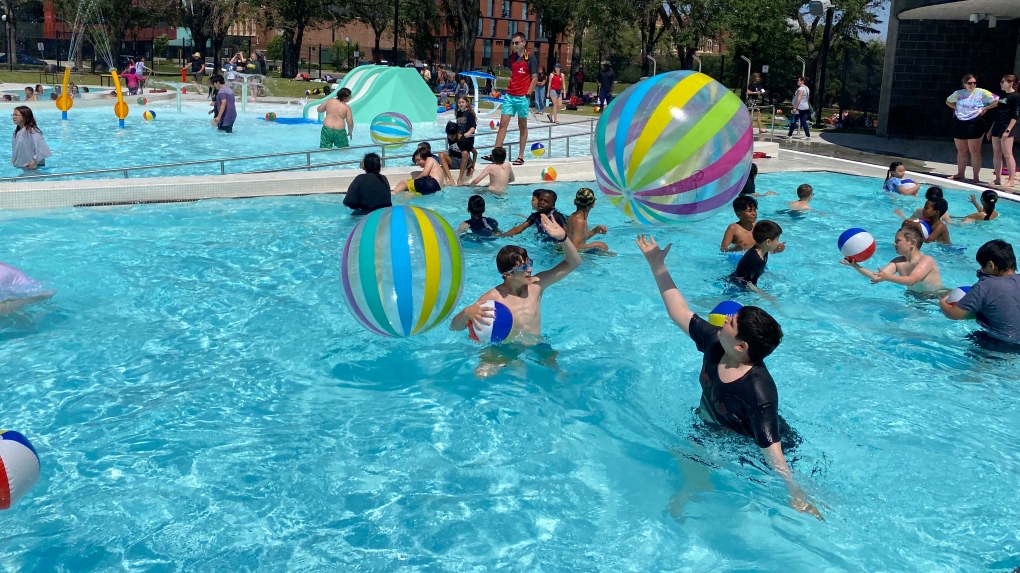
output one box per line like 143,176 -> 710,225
636,234 -> 822,519
450,214 -> 581,376
840,225 -> 943,292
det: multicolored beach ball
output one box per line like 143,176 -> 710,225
370,112 -> 413,146
708,300 -> 742,327
838,228 -> 876,263
340,206 -> 464,338
542,167 -> 557,181
489,120 -> 500,130
0,430 -> 40,510
142,110 -> 156,121
265,112 -> 277,122
137,96 -> 147,105
531,142 -> 546,157
467,300 -> 514,344
591,71 -> 753,224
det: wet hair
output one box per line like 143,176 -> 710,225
885,161 -> 903,181
13,106 -> 40,134
336,87 -> 352,101
491,146 -> 506,164
362,152 -> 381,174
732,195 -> 757,213
209,74 -> 224,84
496,245 -> 529,274
417,141 -> 433,155
468,194 -> 486,215
976,239 -> 1016,272
412,148 -> 430,163
925,186 -> 944,201
796,184 -> 813,199
445,121 -> 459,136
24,87 -> 33,95
930,197 -> 949,218
537,189 -> 557,203
734,306 -> 783,362
739,163 -> 758,195
1002,74 -> 1018,90
898,225 -> 923,249
751,220 -> 782,244
961,74 -> 976,87
574,187 -> 596,208
532,189 -> 542,198
980,190 -> 998,220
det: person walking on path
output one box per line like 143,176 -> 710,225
548,64 -> 564,124
483,31 -> 537,167
947,74 -> 998,183
534,67 -> 548,116
596,63 -> 615,112
987,74 -> 1018,187
787,76 -> 811,139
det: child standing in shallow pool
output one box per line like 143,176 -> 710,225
841,225 -> 943,292
788,184 -> 814,210
884,161 -> 920,195
11,106 -> 51,170
565,187 -> 609,252
720,196 -> 758,252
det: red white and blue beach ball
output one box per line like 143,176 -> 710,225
0,430 -> 40,510
838,228 -> 876,263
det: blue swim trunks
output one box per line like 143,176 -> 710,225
503,94 -> 531,118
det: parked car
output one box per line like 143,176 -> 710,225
0,53 -> 46,66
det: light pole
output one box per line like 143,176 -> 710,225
1,14 -> 9,72
692,54 -> 702,73
345,36 -> 351,69
796,55 -> 806,79
740,55 -> 751,103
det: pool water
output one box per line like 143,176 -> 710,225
1,172 -> 1018,571
2,103 -> 592,180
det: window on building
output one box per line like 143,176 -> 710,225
537,20 -> 544,39
503,42 -> 510,65
502,0 -> 510,18
483,39 -> 492,66
490,17 -> 496,37
478,18 -> 483,36
522,2 -> 528,19
706,39 -> 713,52
525,23 -> 530,39
487,0 -> 494,16
509,20 -> 517,36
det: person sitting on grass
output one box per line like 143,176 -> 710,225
841,225 -> 943,292
468,146 -> 515,194
456,194 -> 501,238
940,239 -> 1020,345
503,189 -> 567,241
636,233 -> 822,519
449,215 -> 580,377
391,148 -> 442,196
565,187 -> 610,253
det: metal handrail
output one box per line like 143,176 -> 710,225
0,118 -> 597,183
749,103 -> 777,142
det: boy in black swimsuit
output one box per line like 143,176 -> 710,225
637,234 -> 822,519
504,189 -> 568,241
730,220 -> 783,293
457,194 -> 501,237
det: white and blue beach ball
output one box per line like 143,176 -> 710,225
0,430 -> 40,510
468,300 -> 514,344
837,228 -> 876,263
914,219 -> 932,240
946,286 -> 970,306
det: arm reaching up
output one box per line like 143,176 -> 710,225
637,234 -> 694,337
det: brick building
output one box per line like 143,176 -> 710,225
878,0 -> 1020,138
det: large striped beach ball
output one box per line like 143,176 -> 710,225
0,430 -> 40,510
592,71 -> 753,224
370,112 -> 413,146
340,206 -> 464,338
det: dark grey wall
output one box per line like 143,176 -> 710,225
886,19 -> 1020,137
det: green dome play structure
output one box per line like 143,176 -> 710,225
302,66 -> 437,124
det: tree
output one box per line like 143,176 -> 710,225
566,0 -> 624,95
528,0 -> 573,74
399,0 -> 438,61
661,0 -> 726,71
349,0 -> 389,62
176,0 -> 246,72
153,33 -> 169,62
437,0 -> 480,71
263,0 -> 333,78
633,0 -> 669,77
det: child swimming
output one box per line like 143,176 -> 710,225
788,184 -> 814,211
960,190 -> 999,222
504,189 -> 568,241
730,220 -> 783,292
884,161 -> 920,195
565,187 -> 609,252
840,225 -> 943,292
940,239 -> 1020,344
456,194 -> 501,237
449,214 -> 581,376
720,196 -> 758,252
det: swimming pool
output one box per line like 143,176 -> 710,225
1,171 -> 1018,571
2,103 -> 593,180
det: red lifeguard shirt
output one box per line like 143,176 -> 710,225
507,52 -> 539,97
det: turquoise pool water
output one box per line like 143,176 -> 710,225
1,171 -> 1018,571
1,102 -> 591,180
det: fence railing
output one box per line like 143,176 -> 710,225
0,118 -> 598,183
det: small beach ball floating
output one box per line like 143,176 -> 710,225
370,112 -> 413,146
468,300 -> 514,344
143,110 -> 156,121
542,167 -> 557,181
340,206 -> 464,338
838,228 -> 876,263
265,112 -> 277,122
489,120 -> 500,129
914,219 -> 932,240
531,142 -> 546,157
137,96 -> 147,105
946,286 -> 970,305
593,71 -> 753,224
708,300 -> 742,327
0,430 -> 40,510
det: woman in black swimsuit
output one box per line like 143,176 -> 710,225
988,74 -> 1018,187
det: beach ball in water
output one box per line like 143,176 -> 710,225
0,430 -> 40,510
838,228 -> 876,263
708,300 -> 742,327
468,300 -> 514,344
531,142 -> 546,157
265,112 -> 277,122
340,206 -> 464,338
542,167 -> 557,181
137,96 -> 147,105
592,71 -> 753,224
946,286 -> 971,305
142,110 -> 156,121
914,219 -> 932,240
370,112 -> 413,146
